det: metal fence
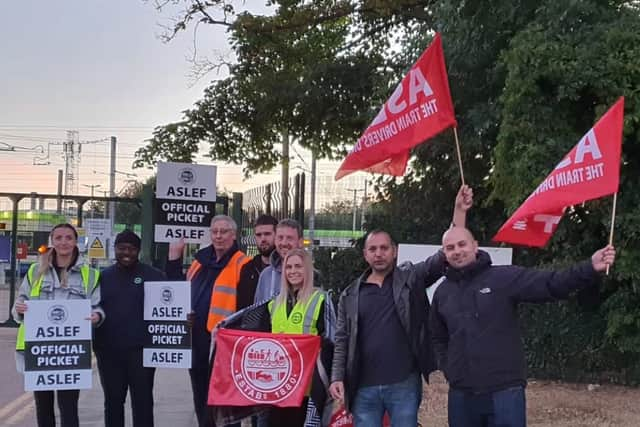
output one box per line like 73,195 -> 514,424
0,190 -> 231,326
239,173 -> 305,253
0,192 -> 141,325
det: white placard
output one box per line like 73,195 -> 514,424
397,243 -> 513,302
153,224 -> 209,243
143,281 -> 191,368
156,162 -> 217,202
23,299 -> 93,391
154,162 -> 218,244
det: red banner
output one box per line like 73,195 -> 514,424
335,33 -> 457,180
493,97 -> 624,247
208,329 -> 321,407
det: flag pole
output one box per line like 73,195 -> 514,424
453,127 -> 465,186
606,192 -> 618,275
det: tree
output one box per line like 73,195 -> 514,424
362,0 -> 640,382
143,0 -> 640,382
115,180 -> 145,227
309,199 -> 355,230
135,1 -> 391,177
492,0 -> 640,362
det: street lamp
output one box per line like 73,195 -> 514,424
82,184 -> 101,219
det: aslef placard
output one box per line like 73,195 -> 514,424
154,161 -> 217,243
143,281 -> 191,368
23,299 -> 93,391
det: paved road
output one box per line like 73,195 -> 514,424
0,327 -> 199,426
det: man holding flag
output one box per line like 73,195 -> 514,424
430,97 -> 623,426
329,184 -> 473,426
430,226 -> 615,427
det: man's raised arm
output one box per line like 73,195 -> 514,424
452,184 -> 473,228
413,185 -> 474,286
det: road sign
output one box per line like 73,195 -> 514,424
88,237 -> 106,259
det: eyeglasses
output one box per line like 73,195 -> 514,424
210,228 -> 233,235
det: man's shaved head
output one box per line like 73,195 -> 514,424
442,226 -> 478,269
442,227 -> 475,245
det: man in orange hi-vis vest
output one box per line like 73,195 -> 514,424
166,214 -> 250,427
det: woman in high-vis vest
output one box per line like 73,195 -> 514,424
267,248 -> 331,427
12,223 -> 103,427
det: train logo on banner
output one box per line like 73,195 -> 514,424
231,337 -> 303,404
210,329 -> 320,407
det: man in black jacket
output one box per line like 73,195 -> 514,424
430,226 -> 616,427
237,214 -> 278,310
329,185 -> 473,427
94,230 -> 166,427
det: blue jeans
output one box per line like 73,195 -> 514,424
352,373 -> 422,427
448,386 -> 526,427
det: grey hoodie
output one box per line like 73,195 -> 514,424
253,250 -> 282,304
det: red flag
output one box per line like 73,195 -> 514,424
328,405 -> 391,427
208,329 -> 321,407
335,33 -> 457,180
493,97 -> 624,247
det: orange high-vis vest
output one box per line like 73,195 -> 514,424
186,250 -> 250,332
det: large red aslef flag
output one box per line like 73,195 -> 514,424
493,97 -> 624,247
335,33 -> 457,180
208,329 -> 321,407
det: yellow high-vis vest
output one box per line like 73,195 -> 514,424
15,263 -> 100,350
269,289 -> 325,335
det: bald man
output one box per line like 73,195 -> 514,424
430,226 -> 616,427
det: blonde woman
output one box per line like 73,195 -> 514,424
13,223 -> 103,427
267,248 -> 331,427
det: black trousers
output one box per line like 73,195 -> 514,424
96,348 -> 156,427
33,389 -> 80,427
189,351 -> 213,427
268,397 -> 308,427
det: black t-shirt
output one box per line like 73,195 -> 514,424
357,273 -> 416,387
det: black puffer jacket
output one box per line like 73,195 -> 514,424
430,251 -> 600,394
331,252 -> 446,410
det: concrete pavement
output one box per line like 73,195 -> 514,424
0,327 -> 199,426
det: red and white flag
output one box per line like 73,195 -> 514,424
493,97 -> 624,247
335,33 -> 457,180
208,329 -> 321,407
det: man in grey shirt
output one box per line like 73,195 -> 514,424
253,218 -> 303,304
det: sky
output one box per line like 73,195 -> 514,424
0,0 -> 363,203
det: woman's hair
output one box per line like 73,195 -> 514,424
273,248 -> 315,311
36,223 -> 79,288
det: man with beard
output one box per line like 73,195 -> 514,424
253,219 -> 304,304
167,215 -> 250,427
237,214 -> 278,310
94,230 -> 166,427
330,185 -> 473,427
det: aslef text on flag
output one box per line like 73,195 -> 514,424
493,97 -> 624,247
335,33 -> 457,180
